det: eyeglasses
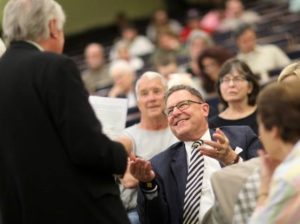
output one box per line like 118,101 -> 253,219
165,100 -> 203,117
220,76 -> 247,85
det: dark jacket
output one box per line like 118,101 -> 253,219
0,41 -> 129,224
137,126 -> 261,224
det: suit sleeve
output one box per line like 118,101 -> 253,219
137,176 -> 170,224
244,127 -> 262,160
43,57 -> 127,175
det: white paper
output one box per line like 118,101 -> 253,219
235,146 -> 243,154
89,96 -> 128,139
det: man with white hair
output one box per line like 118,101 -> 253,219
108,60 -> 139,127
0,0 -> 129,223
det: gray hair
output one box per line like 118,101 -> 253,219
109,60 -> 135,77
187,30 -> 214,47
135,71 -> 167,98
2,0 -> 66,45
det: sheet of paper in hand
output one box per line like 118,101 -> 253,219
89,96 -> 127,139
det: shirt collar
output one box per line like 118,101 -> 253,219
283,139 -> 300,163
25,40 -> 44,51
239,45 -> 262,56
184,129 -> 212,161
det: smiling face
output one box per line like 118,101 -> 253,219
137,77 -> 166,119
166,90 -> 209,141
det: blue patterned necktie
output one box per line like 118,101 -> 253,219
183,140 -> 204,224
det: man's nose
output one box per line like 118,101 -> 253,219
228,79 -> 235,86
172,106 -> 182,116
147,92 -> 156,101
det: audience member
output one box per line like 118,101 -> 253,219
200,0 -> 224,33
117,72 -> 178,224
249,81 -> 300,223
112,41 -> 144,71
152,30 -> 188,65
108,60 -> 136,104
289,0 -> 300,12
81,43 -> 113,94
235,23 -> 291,83
180,9 -> 205,43
203,62 -> 300,224
108,60 -> 140,127
110,24 -> 154,59
197,46 -> 233,118
197,46 -> 233,97
218,0 -> 261,32
0,0 -> 129,223
153,54 -> 200,93
146,9 -> 182,42
154,54 -> 182,80
230,61 -> 300,223
277,61 -> 300,82
130,85 -> 261,224
209,59 -> 260,135
185,30 -> 214,79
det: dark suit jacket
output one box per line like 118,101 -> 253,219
0,41 -> 129,224
137,126 -> 262,224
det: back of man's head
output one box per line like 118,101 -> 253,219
257,81 -> 300,144
2,0 -> 65,45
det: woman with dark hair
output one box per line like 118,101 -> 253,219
197,46 -> 233,96
209,58 -> 260,135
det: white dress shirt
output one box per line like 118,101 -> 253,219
184,129 -> 222,222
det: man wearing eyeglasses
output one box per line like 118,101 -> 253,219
129,84 -> 261,224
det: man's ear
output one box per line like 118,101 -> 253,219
49,19 -> 58,39
202,103 -> 210,117
270,126 -> 280,139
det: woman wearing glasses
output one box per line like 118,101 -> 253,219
209,59 -> 260,135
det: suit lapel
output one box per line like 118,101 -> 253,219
170,143 -> 188,207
